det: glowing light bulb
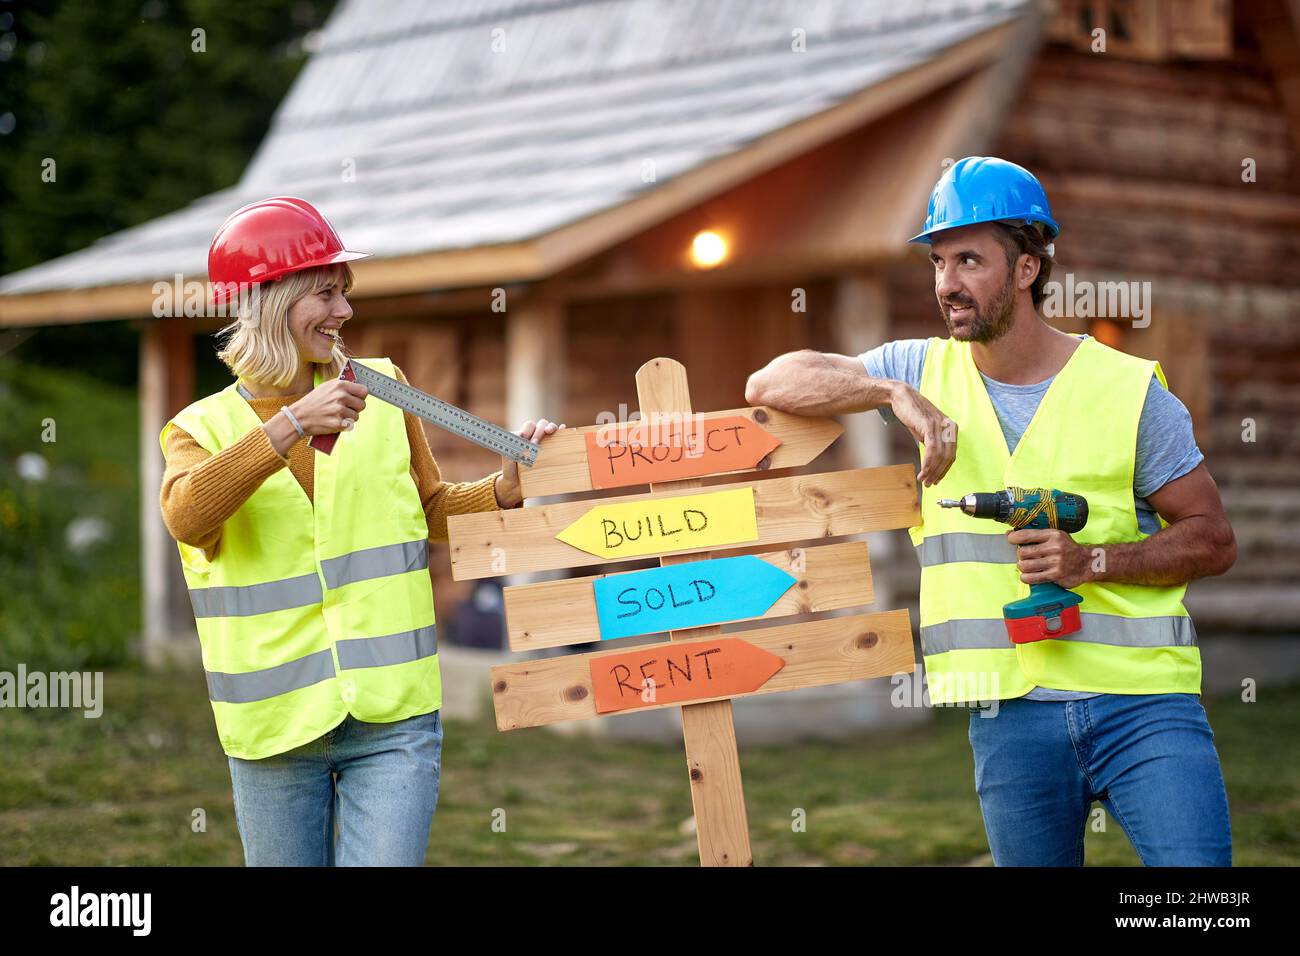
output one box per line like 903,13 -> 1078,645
690,230 -> 728,269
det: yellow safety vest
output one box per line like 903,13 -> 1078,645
912,334 -> 1201,704
159,357 -> 441,759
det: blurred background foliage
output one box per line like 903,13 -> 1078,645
0,0 -> 336,667
0,358 -> 139,668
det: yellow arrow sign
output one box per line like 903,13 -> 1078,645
555,487 -> 758,559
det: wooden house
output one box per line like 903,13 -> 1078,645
2,0 -> 1296,689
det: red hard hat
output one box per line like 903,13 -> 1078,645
207,196 -> 370,304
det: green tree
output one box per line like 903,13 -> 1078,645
0,0 -> 338,667
1,0 -> 336,278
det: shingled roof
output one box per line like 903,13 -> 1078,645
0,0 -> 1027,297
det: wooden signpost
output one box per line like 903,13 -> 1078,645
447,358 -> 920,866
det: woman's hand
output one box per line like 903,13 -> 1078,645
263,379 -> 369,457
494,418 -> 565,508
290,379 -> 369,435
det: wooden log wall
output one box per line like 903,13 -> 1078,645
884,42 -> 1300,626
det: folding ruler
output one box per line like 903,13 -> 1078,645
309,359 -> 540,466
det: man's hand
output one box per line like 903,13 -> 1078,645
889,383 -> 958,487
1008,528 -> 1093,589
495,418 -> 565,509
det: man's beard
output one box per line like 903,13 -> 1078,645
939,269 -> 1017,343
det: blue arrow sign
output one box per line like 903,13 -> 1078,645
593,555 -> 797,641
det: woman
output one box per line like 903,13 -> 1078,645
159,196 -> 562,866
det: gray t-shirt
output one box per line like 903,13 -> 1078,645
859,336 -> 1203,702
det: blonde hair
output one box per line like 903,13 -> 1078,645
215,263 -> 355,388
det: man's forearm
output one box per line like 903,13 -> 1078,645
746,350 -> 902,416
1087,515 -> 1236,587
775,374 -> 899,417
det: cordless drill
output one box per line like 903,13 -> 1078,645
938,487 -> 1089,644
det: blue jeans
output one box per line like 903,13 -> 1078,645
967,693 -> 1231,866
227,710 -> 442,866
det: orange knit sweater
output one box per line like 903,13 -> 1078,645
159,365 -> 504,561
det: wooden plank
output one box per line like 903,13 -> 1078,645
448,462 -> 918,580
517,405 -> 843,498
490,609 -> 915,731
503,540 -> 874,651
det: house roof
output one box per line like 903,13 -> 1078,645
0,0 -> 1028,306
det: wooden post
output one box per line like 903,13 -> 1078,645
140,316 -> 196,668
507,293 -> 565,439
831,275 -> 897,613
635,357 -> 751,866
140,319 -> 169,668
502,292 -> 569,636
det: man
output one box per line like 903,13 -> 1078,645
745,156 -> 1236,866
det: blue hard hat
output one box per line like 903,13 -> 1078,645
909,156 -> 1059,244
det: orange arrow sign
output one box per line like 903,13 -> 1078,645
590,637 -> 785,714
585,415 -> 782,489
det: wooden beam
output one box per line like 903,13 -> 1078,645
503,540 -> 872,652
161,315 -> 194,418
0,282 -> 163,327
518,404 -> 842,498
448,463 -> 919,580
490,608 -> 914,731
0,247 -> 540,327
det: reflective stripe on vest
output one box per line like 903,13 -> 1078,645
189,572 -> 323,618
921,615 -> 1197,655
911,334 -> 1201,703
206,649 -> 335,704
161,356 -> 443,759
188,538 -> 430,617
205,624 -> 440,703
915,532 -> 1016,567
321,537 -> 429,589
336,623 -> 439,670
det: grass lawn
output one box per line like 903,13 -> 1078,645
1,668 -> 1295,866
